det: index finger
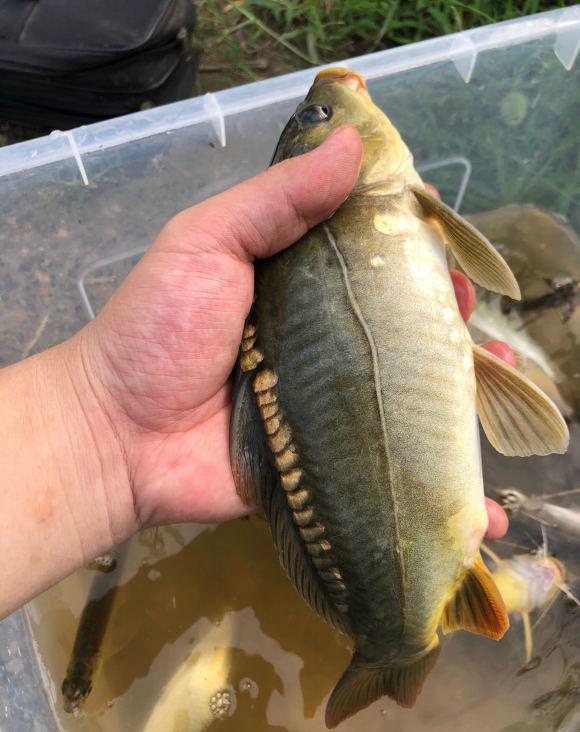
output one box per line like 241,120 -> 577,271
485,498 -> 509,540
450,269 -> 476,321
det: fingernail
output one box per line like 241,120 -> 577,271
482,340 -> 517,368
450,269 -> 475,321
424,182 -> 441,199
455,279 -> 467,312
484,498 -> 509,540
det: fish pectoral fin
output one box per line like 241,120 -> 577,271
229,366 -> 275,507
472,343 -> 569,457
409,184 -> 520,299
442,554 -> 509,640
325,644 -> 440,728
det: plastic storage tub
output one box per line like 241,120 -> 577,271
1,7 -> 579,731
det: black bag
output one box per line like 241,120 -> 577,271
0,0 -> 197,130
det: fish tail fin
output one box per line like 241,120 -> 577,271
325,641 -> 440,728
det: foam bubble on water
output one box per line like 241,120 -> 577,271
238,677 -> 259,699
209,685 -> 237,720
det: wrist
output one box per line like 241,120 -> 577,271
0,335 -> 136,616
54,329 -> 138,549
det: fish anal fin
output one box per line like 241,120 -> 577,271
325,643 -> 440,728
410,184 -> 520,300
266,481 -> 351,636
230,348 -> 349,633
472,343 -> 569,457
442,554 -> 509,640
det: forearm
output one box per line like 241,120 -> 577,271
0,335 -> 135,618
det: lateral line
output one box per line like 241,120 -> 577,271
323,223 -> 407,627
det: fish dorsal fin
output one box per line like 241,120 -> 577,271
442,554 -> 509,640
325,643 -> 441,728
472,343 -> 569,457
410,185 -> 520,299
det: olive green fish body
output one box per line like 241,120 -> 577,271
253,193 -> 486,663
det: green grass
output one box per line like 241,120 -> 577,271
195,0 -> 579,233
196,0 -> 571,90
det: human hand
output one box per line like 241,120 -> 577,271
69,128 -> 510,536
1,127 -> 515,616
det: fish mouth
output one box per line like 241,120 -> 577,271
313,67 -> 369,95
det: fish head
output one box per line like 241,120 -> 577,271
272,67 -> 417,189
508,553 -> 565,610
62,670 -> 92,714
526,552 -> 566,587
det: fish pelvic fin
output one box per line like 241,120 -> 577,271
472,343 -> 569,457
325,642 -> 440,728
409,184 -> 520,299
442,554 -> 509,641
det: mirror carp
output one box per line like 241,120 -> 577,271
230,67 -> 569,727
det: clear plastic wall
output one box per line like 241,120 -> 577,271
1,8 -> 579,731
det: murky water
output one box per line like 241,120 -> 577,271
470,205 -> 580,421
27,479 -> 580,732
29,519 -> 356,732
26,206 -> 580,732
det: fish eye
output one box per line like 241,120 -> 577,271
296,104 -> 332,127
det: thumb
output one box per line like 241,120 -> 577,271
159,125 -> 363,260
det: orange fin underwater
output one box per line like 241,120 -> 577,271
442,554 -> 509,640
325,643 -> 440,728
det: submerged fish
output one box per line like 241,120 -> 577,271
143,619 -> 235,732
501,662 -> 580,732
62,546 -> 127,713
467,204 -> 580,419
484,544 -> 566,664
506,277 -> 580,323
468,300 -> 573,418
230,67 -> 569,727
534,662 -> 580,729
469,300 -> 561,381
